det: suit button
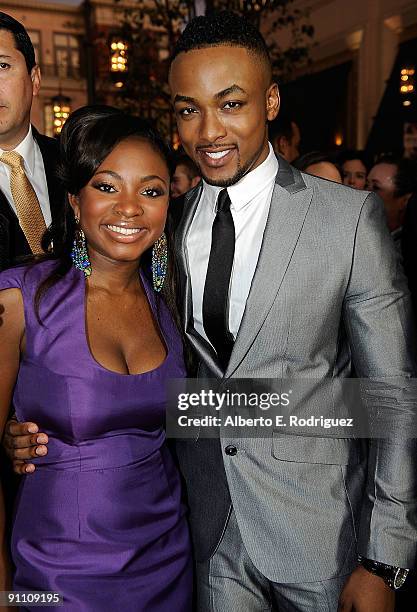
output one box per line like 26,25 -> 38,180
225,445 -> 237,456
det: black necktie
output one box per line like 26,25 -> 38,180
202,189 -> 235,370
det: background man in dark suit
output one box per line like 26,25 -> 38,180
0,12 -> 64,271
367,156 -> 416,238
270,112 -> 301,163
0,11 -> 65,540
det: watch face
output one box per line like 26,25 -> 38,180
393,568 -> 409,590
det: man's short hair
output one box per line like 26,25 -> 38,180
0,11 -> 35,73
375,155 -> 417,198
175,154 -> 200,181
171,11 -> 271,77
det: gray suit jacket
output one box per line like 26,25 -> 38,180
174,156 -> 417,582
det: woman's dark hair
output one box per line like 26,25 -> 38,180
34,105 -> 181,338
337,149 -> 372,173
57,105 -> 173,195
293,151 -> 337,172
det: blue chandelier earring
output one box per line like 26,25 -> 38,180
71,216 -> 92,278
152,233 -> 167,292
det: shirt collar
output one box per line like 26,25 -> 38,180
203,142 -> 278,213
0,126 -> 35,176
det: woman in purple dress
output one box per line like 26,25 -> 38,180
0,107 -> 192,610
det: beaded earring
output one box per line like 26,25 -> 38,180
152,232 -> 167,292
71,216 -> 92,278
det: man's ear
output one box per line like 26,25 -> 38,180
190,176 -> 201,189
395,192 -> 412,227
274,135 -> 289,157
266,83 -> 280,121
68,194 -> 80,219
31,65 -> 41,98
403,192 -> 413,208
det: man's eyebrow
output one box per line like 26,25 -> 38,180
0,55 -> 13,59
173,94 -> 197,105
173,85 -> 247,106
214,85 -> 247,100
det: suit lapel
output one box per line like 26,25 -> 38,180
0,167 -> 31,262
175,182 -> 201,335
0,127 -> 62,266
176,157 -> 312,378
175,183 -> 224,378
32,127 -> 63,222
225,157 -> 313,377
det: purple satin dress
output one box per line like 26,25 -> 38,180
0,260 -> 192,611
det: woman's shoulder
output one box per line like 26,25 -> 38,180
0,259 -> 60,293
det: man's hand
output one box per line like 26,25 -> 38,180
339,565 -> 395,611
2,420 -> 48,474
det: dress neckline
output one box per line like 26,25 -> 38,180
79,266 -> 170,377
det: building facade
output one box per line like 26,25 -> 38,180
280,0 -> 417,153
2,0 -> 88,136
2,0 -> 416,152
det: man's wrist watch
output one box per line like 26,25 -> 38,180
358,555 -> 409,590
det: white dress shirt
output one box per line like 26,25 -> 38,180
186,142 -> 279,345
0,126 -> 52,226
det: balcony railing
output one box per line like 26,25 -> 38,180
40,64 -> 82,81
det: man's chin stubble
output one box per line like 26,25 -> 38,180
203,170 -> 246,188
199,159 -> 251,188
198,146 -> 266,187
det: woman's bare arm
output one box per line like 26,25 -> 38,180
0,288 -> 25,590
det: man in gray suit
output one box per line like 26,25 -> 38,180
5,11 -> 416,612
167,11 -> 416,612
